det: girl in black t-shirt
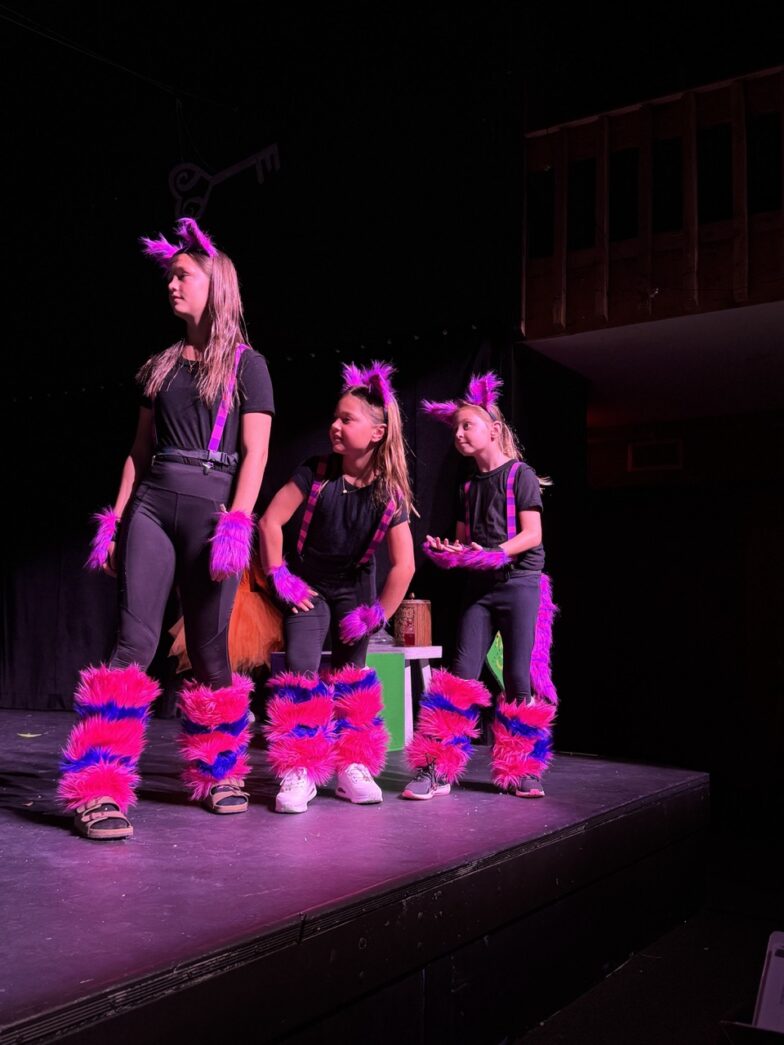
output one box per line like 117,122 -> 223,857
58,219 -> 273,839
258,362 -> 415,813
402,372 -> 558,802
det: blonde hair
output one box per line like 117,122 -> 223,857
346,389 -> 414,513
137,250 -> 250,407
456,403 -> 522,458
456,404 -> 552,488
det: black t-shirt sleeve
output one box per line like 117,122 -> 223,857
238,350 -> 275,415
239,351 -> 275,415
515,464 -> 543,512
289,456 -> 321,498
390,500 -> 409,527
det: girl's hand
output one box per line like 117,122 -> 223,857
443,540 -> 482,554
425,534 -> 456,552
102,541 -> 118,578
290,587 -> 319,614
425,535 -> 481,554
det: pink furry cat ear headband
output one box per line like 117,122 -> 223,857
342,360 -> 397,416
421,371 -> 503,425
140,217 -> 218,269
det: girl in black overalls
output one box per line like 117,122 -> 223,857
259,362 -> 415,813
402,372 -> 558,801
58,219 -> 273,838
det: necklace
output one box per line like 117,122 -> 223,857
180,342 -> 202,370
341,471 -> 374,494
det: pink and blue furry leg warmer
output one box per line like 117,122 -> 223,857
177,674 -> 254,800
329,666 -> 389,775
58,664 -> 161,814
491,698 -> 556,790
405,670 -> 492,784
491,571 -> 559,789
263,673 -> 336,785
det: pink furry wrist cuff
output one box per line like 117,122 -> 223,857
422,542 -> 512,571
267,562 -> 310,605
85,507 -> 120,571
339,602 -> 387,644
209,510 -> 255,581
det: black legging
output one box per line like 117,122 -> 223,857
111,460 -> 240,688
283,567 -> 375,673
452,569 -> 542,699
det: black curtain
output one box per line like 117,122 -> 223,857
0,332 -> 588,711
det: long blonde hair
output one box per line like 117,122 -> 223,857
457,403 -> 552,488
137,250 -> 250,406
347,389 -> 414,512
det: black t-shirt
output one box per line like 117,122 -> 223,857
291,455 -> 409,580
457,459 -> 545,572
141,349 -> 274,456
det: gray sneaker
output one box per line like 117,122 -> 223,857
513,775 -> 546,798
402,765 -> 451,801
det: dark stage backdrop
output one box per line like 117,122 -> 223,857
0,6 -> 534,711
0,335 -> 588,714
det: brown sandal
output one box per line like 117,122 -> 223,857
74,796 -> 133,840
203,779 -> 249,815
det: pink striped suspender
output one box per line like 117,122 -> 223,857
296,454 -> 398,565
463,479 -> 472,540
358,497 -> 397,565
463,461 -> 521,543
296,456 -> 330,556
208,344 -> 248,454
152,344 -> 248,471
505,461 -> 522,540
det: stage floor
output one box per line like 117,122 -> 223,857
0,710 -> 710,1045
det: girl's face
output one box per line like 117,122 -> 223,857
168,253 -> 211,325
330,394 -> 385,456
453,406 -> 497,456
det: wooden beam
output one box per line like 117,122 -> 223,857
638,105 -> 653,316
682,92 -> 699,310
553,131 -> 568,331
780,70 -> 784,285
731,80 -> 749,304
521,141 -> 529,336
595,116 -> 609,322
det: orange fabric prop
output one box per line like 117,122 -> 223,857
170,565 -> 283,673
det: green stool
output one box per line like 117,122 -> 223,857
367,652 -> 406,752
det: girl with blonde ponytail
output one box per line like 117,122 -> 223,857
258,361 -> 415,814
402,372 -> 558,803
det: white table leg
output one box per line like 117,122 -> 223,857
406,660 -> 433,743
420,662 -> 432,691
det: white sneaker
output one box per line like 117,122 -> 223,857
335,763 -> 383,804
275,767 -> 317,813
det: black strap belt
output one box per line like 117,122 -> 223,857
153,447 -> 239,472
